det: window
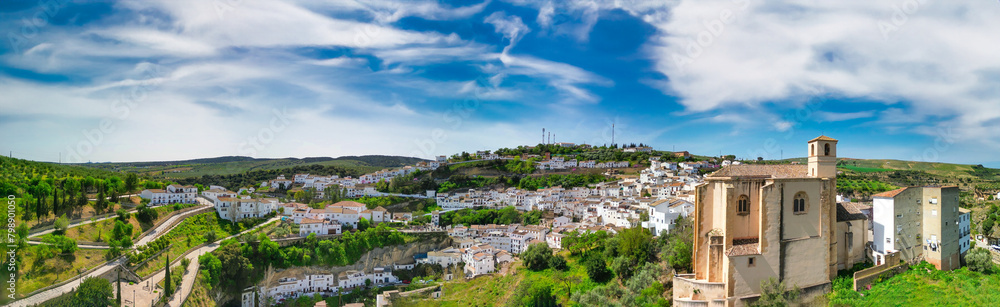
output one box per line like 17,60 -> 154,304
749,257 -> 756,267
824,143 -> 831,156
793,192 -> 808,214
932,210 -> 937,216
737,195 -> 750,215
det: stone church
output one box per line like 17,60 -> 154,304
673,136 -> 868,306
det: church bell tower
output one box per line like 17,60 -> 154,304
808,135 -> 838,178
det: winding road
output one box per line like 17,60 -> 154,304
9,198 -> 215,307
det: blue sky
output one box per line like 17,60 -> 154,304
1,0 -> 999,167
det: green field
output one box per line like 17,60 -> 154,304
78,155 -> 426,180
15,246 -> 107,299
827,261 -> 1000,306
839,165 -> 893,173
403,254 -> 602,307
132,212 -> 263,277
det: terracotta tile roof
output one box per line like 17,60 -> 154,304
332,201 -> 367,208
837,202 -> 870,222
726,238 -> 760,256
300,218 -> 324,224
872,187 -> 907,198
809,135 -> 839,142
707,165 -> 809,179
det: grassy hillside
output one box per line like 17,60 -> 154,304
78,155 -> 428,180
827,261 -> 1000,306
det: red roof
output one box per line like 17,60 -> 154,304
872,187 -> 907,198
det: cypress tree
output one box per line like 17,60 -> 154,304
164,256 -> 172,296
117,268 -> 122,306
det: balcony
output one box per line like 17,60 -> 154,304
673,274 -> 726,307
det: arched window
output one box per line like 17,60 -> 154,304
824,143 -> 831,156
811,144 -> 815,156
737,195 -> 750,215
794,192 -> 808,214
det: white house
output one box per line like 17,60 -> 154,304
643,199 -> 693,236
420,250 -> 462,267
546,233 -> 564,249
299,218 -> 342,237
214,198 -> 277,222
464,252 -> 495,277
140,184 -> 197,205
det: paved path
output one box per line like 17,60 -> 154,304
10,199 -> 215,307
29,198 -> 209,239
88,194 -> 140,201
8,259 -> 124,307
26,240 -> 109,249
28,210 -> 134,238
135,200 -> 212,246
124,216 -> 281,307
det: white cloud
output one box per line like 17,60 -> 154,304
485,11 -> 531,55
815,111 -> 875,122
634,0 -> 1000,146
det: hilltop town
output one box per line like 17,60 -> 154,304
3,137 -> 1000,307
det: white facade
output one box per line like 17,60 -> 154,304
960,208 -> 971,255
140,184 -> 198,205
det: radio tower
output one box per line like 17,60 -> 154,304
542,128 -> 545,144
612,122 -> 615,146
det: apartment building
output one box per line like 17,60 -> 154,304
872,186 -> 965,270
140,184 -> 198,205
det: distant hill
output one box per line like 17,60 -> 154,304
77,155 -> 429,179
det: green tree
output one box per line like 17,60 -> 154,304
135,204 -> 158,224
584,256 -> 611,283
15,223 -> 29,247
124,173 -> 139,195
618,226 -> 653,266
54,214 -> 70,234
117,268 -> 122,306
358,217 -> 371,232
74,277 -> 114,307
164,255 -> 172,296
752,278 -> 800,307
522,243 -> 554,271
198,253 -> 223,286
204,230 -> 217,243
965,248 -> 994,273
95,184 -> 109,213
217,243 -> 254,291
668,238 -> 693,272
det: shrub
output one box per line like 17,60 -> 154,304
136,204 -> 158,224
548,255 -> 569,271
116,209 -> 130,222
522,243 -> 555,271
966,248 -> 994,273
54,214 -> 69,234
585,256 -> 612,283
